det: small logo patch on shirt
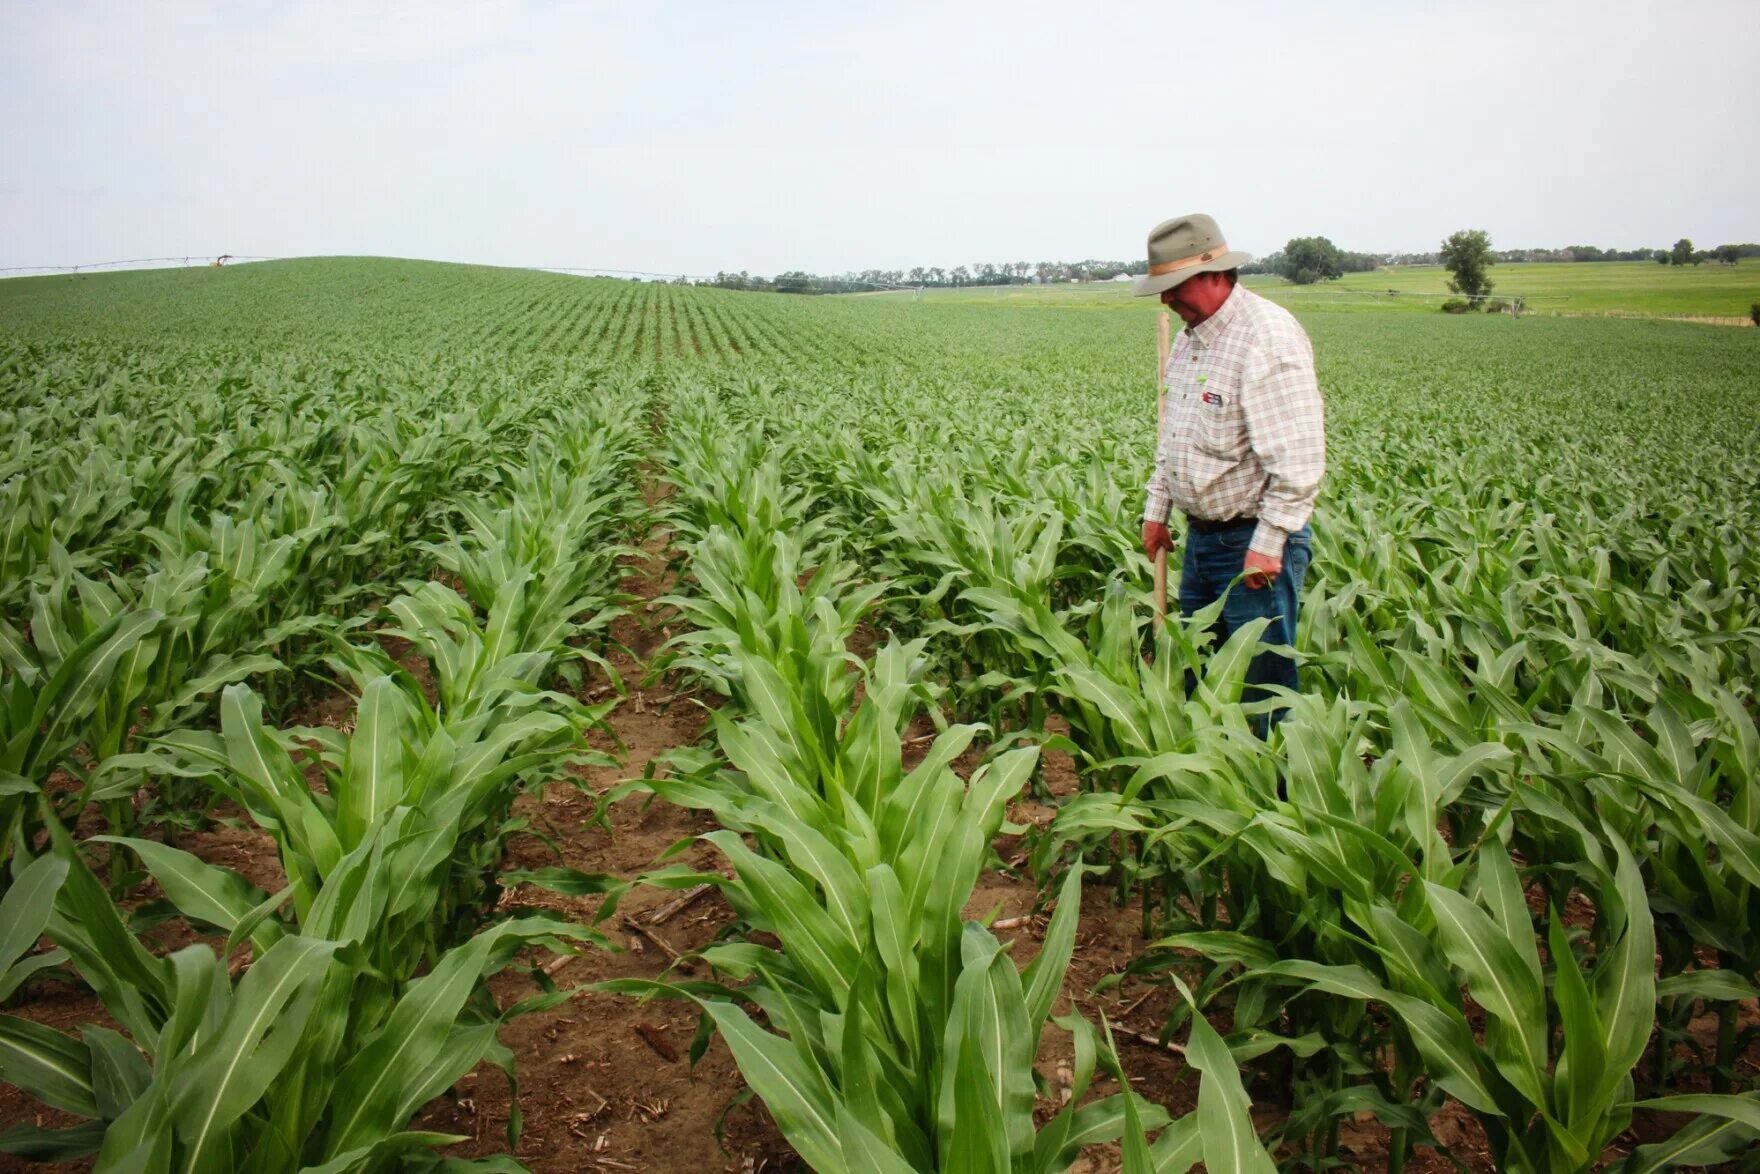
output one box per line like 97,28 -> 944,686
1201,391 -> 1224,406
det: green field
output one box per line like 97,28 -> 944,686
1262,259 -> 1760,318
2,258 -> 1759,1171
879,258 -> 1760,320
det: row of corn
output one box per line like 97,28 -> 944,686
628,388 -> 1287,1170
1,347 -> 648,1169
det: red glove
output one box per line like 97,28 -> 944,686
1141,520 -> 1172,557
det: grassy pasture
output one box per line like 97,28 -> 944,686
1262,259 -> 1760,318
868,258 -> 1760,320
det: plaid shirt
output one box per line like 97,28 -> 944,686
1143,285 -> 1325,561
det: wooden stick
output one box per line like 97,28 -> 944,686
623,918 -> 682,964
1153,311 -> 1172,631
1120,1027 -> 1186,1057
643,882 -> 713,925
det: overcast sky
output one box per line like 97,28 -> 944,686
3,1 -> 1756,275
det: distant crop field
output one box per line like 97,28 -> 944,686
2,257 -> 1759,1171
876,258 -> 1760,321
1261,259 -> 1760,318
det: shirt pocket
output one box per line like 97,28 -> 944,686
1194,386 -> 1245,457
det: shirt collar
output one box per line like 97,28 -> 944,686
1186,283 -> 1244,347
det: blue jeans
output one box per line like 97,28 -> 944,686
1178,521 -> 1312,731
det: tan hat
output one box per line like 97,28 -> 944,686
1131,213 -> 1252,297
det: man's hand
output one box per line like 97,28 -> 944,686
1243,549 -> 1280,589
1142,520 -> 1172,557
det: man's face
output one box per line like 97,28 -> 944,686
1160,270 -> 1233,324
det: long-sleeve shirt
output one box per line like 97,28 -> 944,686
1142,285 -> 1326,561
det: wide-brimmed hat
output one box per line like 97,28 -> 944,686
1131,214 -> 1252,297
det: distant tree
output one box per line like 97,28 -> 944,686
1656,252 -> 1671,265
1275,236 -> 1344,285
1670,238 -> 1694,266
1440,229 -> 1496,298
1717,244 -> 1740,265
1565,245 -> 1606,262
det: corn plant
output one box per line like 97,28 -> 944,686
652,524 -> 882,704
0,796 -> 594,1169
137,663 -> 597,967
419,443 -> 642,694
108,577 -> 616,971
616,634 -> 1142,1166
139,486 -> 346,684
880,487 -> 1073,725
655,414 -> 822,554
0,599 -> 165,878
0,445 -> 140,620
1507,677 -> 1760,1093
1238,833 -> 1656,1172
961,577 -> 1282,896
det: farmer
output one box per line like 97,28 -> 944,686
1135,213 -> 1325,728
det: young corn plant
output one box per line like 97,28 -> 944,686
656,417 -> 823,556
0,551 -> 287,881
1509,677 -> 1760,1093
652,523 -> 882,706
118,577 -> 617,973
979,580 -> 1279,902
144,663 -> 603,974
1071,694 -> 1513,1167
419,452 -> 641,694
1243,834 -> 1657,1173
0,603 -> 162,874
30,554 -> 298,853
0,794 -> 596,1169
614,637 -> 1149,1167
138,488 -> 346,693
0,444 -> 139,620
881,486 -> 1074,726
625,630 -> 1279,1169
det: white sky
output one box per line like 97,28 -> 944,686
3,0 -> 1756,275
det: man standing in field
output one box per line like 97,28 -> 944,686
1135,214 -> 1325,726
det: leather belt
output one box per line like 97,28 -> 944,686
1185,514 -> 1257,534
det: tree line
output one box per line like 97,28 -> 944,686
703,258 -> 1152,294
1250,236 -> 1757,286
